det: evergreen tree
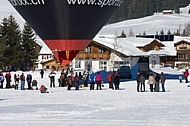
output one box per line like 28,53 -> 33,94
182,29 -> 187,36
0,15 -> 22,70
120,30 -> 127,38
160,29 -> 164,35
21,22 -> 38,70
0,24 -> 6,69
185,22 -> 190,36
167,29 -> 171,34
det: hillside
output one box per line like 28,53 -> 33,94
110,0 -> 190,23
96,12 -> 190,37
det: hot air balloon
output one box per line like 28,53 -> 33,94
8,0 -> 123,66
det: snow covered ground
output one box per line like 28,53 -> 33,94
0,70 -> 190,126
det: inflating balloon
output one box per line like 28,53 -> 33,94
8,0 -> 123,66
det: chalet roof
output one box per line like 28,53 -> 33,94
174,40 -> 190,47
94,36 -> 149,56
163,10 -> 173,13
93,36 -> 177,56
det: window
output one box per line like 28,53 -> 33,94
75,61 -> 81,68
114,61 -> 129,69
99,46 -> 106,53
99,61 -> 107,70
179,43 -> 187,49
85,61 -> 92,71
152,60 -> 156,68
86,46 -> 92,52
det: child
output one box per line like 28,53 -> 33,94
39,85 -> 49,93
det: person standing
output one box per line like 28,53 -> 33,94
66,74 -> 73,90
20,73 -> 25,90
95,72 -> 103,90
136,73 -> 141,92
160,72 -> 166,92
0,71 -> 4,89
111,72 -> 116,89
89,72 -> 95,90
74,73 -> 80,90
48,70 -> 56,88
140,73 -> 145,92
114,72 -> 120,90
58,73 -> 65,87
83,73 -> 89,87
147,73 -> 156,92
5,72 -> 11,88
155,73 -> 160,92
15,74 -> 19,90
184,69 -> 189,83
26,74 -> 32,90
107,72 -> 113,89
40,69 -> 44,79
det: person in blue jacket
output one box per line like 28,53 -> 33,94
89,72 -> 95,90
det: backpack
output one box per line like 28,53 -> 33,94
0,75 -> 4,82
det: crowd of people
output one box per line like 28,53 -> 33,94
0,68 -> 189,93
56,68 -> 122,91
136,72 -> 166,92
0,71 -> 33,90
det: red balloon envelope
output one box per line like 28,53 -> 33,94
8,0 -> 123,66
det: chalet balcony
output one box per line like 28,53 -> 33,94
76,52 -> 110,59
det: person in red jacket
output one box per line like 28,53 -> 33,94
184,69 -> 189,83
107,72 -> 113,89
95,72 -> 103,90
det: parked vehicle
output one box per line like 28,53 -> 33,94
117,66 -> 132,79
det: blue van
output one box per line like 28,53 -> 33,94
117,66 -> 132,79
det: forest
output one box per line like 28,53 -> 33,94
110,0 -> 190,23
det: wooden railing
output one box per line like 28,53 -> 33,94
76,53 -> 110,59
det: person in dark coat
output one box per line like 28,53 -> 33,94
136,73 -> 141,92
48,70 -> 56,88
20,73 -> 25,90
15,74 -> 19,90
155,73 -> 160,92
160,72 -> 166,92
114,72 -> 120,90
26,74 -> 32,90
0,72 -> 4,89
5,72 -> 11,88
40,69 -> 44,78
66,74 -> 73,90
58,73 -> 65,87
74,73 -> 80,90
83,73 -> 89,87
140,73 -> 145,92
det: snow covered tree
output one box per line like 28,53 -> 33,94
20,22 -> 38,71
185,22 -> 190,36
182,29 -> 187,36
128,29 -> 135,37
